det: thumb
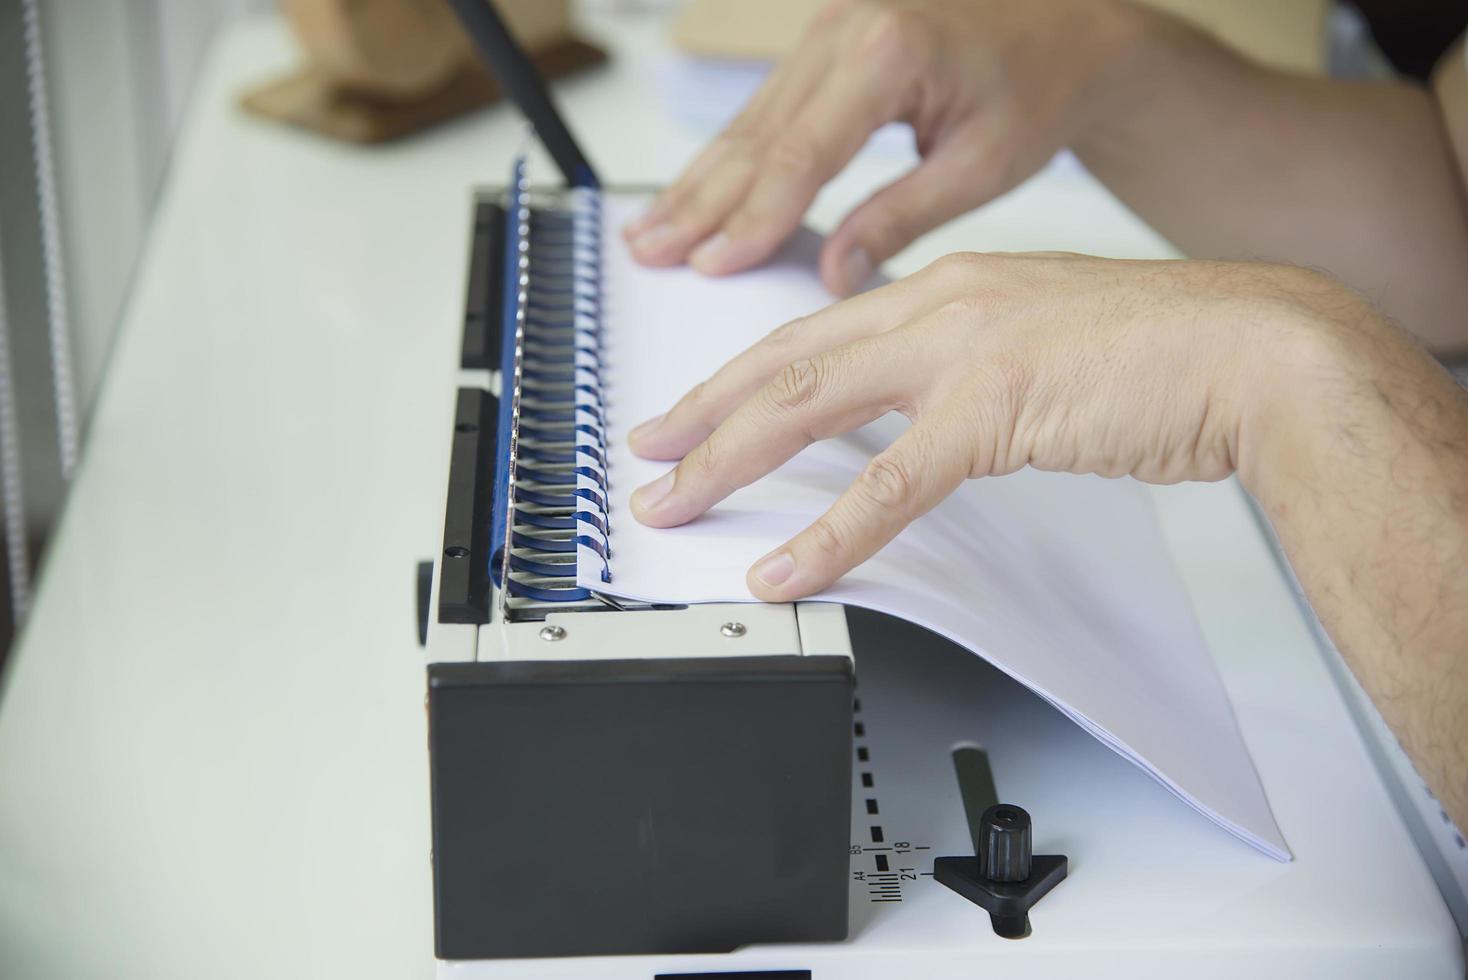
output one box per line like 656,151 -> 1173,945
820,148 -> 986,295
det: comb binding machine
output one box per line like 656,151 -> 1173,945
423,126 -> 856,960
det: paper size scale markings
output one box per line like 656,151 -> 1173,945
849,694 -> 932,903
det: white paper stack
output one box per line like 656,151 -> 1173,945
577,191 -> 1290,861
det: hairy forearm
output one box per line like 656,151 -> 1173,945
1075,10 -> 1468,356
1240,288 -> 1468,830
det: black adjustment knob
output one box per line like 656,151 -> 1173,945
981,804 -> 1032,883
934,802 -> 1067,939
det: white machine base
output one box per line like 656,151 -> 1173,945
438,608 -> 1461,978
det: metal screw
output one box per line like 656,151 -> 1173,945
539,624 -> 566,642
720,622 -> 747,638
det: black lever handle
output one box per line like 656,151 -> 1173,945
934,803 -> 1067,939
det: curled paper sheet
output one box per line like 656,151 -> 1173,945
579,191 -> 1289,862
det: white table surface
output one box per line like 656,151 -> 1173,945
0,9 -> 1459,979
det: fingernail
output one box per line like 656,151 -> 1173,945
628,414 -> 666,445
842,246 -> 872,292
632,469 -> 676,513
752,551 -> 795,588
690,232 -> 732,271
631,223 -> 678,254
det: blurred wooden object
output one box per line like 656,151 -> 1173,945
672,0 -> 1328,75
1138,0 -> 1326,74
242,0 -> 606,143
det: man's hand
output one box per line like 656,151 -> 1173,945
629,0 -> 1468,350
623,0 -> 1144,295
626,252 -> 1468,830
628,252 -> 1321,598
